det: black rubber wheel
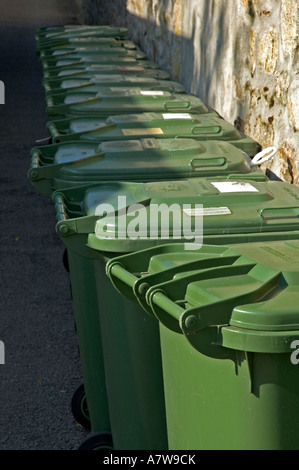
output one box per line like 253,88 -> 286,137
62,248 -> 69,272
71,384 -> 91,431
78,432 -> 114,450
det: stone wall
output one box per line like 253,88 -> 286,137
81,0 -> 298,183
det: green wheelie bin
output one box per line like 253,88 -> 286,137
39,38 -> 145,57
37,34 -> 133,54
52,178 -> 299,450
46,78 -> 187,99
40,51 -> 148,71
42,64 -> 171,82
108,239 -> 299,450
44,80 -> 186,98
28,137 -> 265,445
40,45 -> 145,59
43,73 -> 173,96
39,40 -> 141,60
44,58 -> 155,74
28,138 -> 266,198
43,59 -> 161,79
44,83 -> 187,106
42,70 -> 171,95
35,25 -> 129,52
45,91 -> 217,120
46,111 -> 261,157
36,25 -> 129,38
40,44 -> 139,59
41,50 -> 148,71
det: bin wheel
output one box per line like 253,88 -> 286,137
71,384 -> 91,430
63,248 -> 69,272
78,432 -> 114,450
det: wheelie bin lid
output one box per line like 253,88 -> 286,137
43,64 -> 170,80
45,80 -> 186,98
43,72 -> 171,94
36,34 -> 132,52
52,178 -> 299,255
35,25 -> 129,42
46,91 -> 216,119
43,74 -> 173,95
29,139 -> 265,197
43,56 -> 157,73
46,112 -> 260,157
116,239 -> 299,354
39,42 -> 140,59
41,50 -> 148,68
46,82 -> 187,102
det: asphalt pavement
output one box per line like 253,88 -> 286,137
0,0 -> 90,450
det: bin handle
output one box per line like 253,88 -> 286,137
53,193 -> 69,222
107,262 -> 137,288
28,149 -> 44,182
29,149 -> 41,170
106,261 -> 140,302
46,121 -> 61,142
46,95 -> 55,109
164,100 -> 191,110
150,289 -> 185,334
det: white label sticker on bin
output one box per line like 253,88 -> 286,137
183,207 -> 231,216
210,182 -> 259,193
140,90 -> 165,96
122,128 -> 164,136
162,113 -> 192,119
117,66 -> 145,72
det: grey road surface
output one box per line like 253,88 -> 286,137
0,0 -> 90,450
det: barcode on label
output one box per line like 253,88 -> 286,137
183,207 -> 232,216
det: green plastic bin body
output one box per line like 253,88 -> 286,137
159,325 -> 299,450
67,247 -> 111,435
89,253 -> 168,450
53,178 -> 299,449
53,189 -> 168,450
119,239 -> 299,450
46,111 -> 261,157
